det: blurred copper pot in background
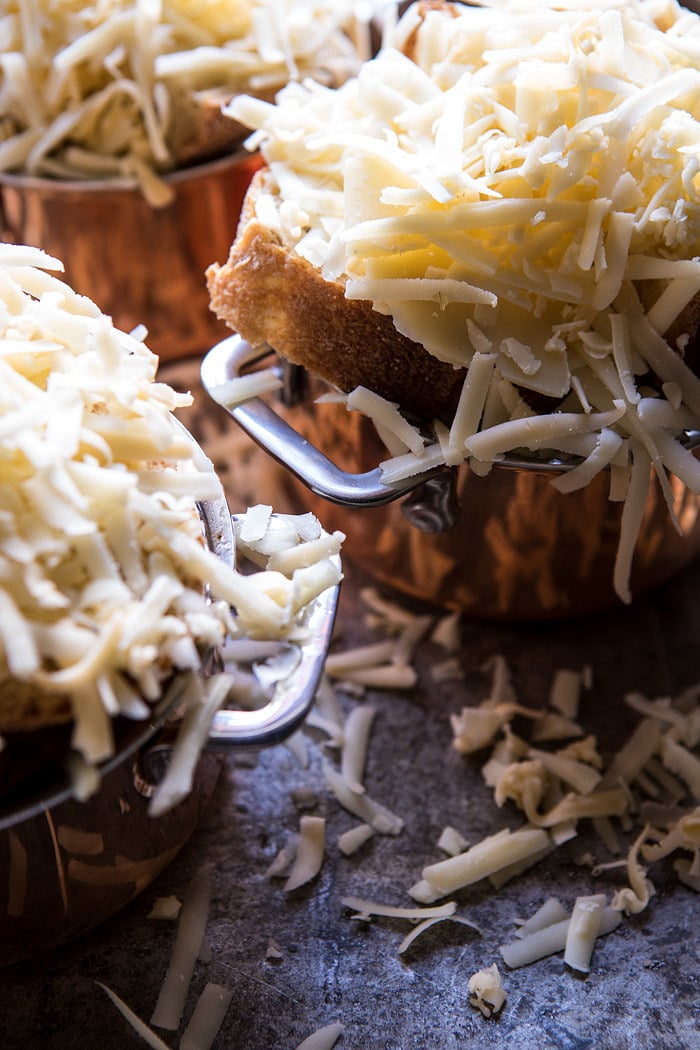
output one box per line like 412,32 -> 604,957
0,152 -> 261,362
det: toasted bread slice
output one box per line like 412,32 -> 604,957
207,169 -> 466,421
207,166 -> 700,423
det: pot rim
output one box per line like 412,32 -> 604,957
0,148 -> 253,195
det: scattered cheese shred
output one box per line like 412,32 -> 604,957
467,964 -> 507,1019
294,1022 -> 344,1050
500,906 -> 622,970
284,815 -> 326,892
340,705 -> 376,794
151,865 -> 212,1031
97,982 -> 172,1050
341,896 -> 458,921
413,826 -> 552,901
340,894 -> 480,955
179,983 -> 233,1050
563,894 -> 608,973
398,914 -> 481,956
323,760 -> 404,835
514,896 -> 568,939
338,823 -> 374,855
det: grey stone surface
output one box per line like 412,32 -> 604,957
2,557 -> 699,1050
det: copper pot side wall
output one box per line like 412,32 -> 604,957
0,752 -> 221,966
0,153 -> 262,362
281,397 -> 700,620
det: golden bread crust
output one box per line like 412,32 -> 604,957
206,171 -> 465,421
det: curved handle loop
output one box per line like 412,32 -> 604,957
196,498 -> 339,748
206,560 -> 339,750
201,335 -> 453,507
201,336 -> 700,502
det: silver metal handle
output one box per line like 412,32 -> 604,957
137,559 -> 339,787
206,557 -> 339,750
201,335 -> 453,507
195,501 -> 340,749
201,335 -> 700,510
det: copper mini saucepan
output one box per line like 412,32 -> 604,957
0,492 -> 339,965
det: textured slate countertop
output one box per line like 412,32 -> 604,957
2,361 -> 698,1050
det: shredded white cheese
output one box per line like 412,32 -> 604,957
232,0 -> 700,604
179,983 -> 233,1050
337,822 -> 374,855
467,963 -> 507,1019
97,983 -> 173,1050
303,595 -> 700,1026
150,865 -> 212,1030
283,814 -> 326,891
563,893 -> 608,973
0,244 -> 342,802
294,1022 -> 344,1050
412,826 -> 552,901
0,0 -> 374,201
500,904 -> 622,969
323,760 -> 404,835
514,896 -> 568,938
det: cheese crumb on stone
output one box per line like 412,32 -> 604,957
147,896 -> 182,921
467,964 -> 507,1019
437,825 -> 469,857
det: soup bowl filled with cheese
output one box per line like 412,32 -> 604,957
205,0 -> 700,618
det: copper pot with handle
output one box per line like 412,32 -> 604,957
0,492 -> 339,965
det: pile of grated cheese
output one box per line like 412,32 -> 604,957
0,243 -> 342,809
231,0 -> 700,602
0,0 -> 376,203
